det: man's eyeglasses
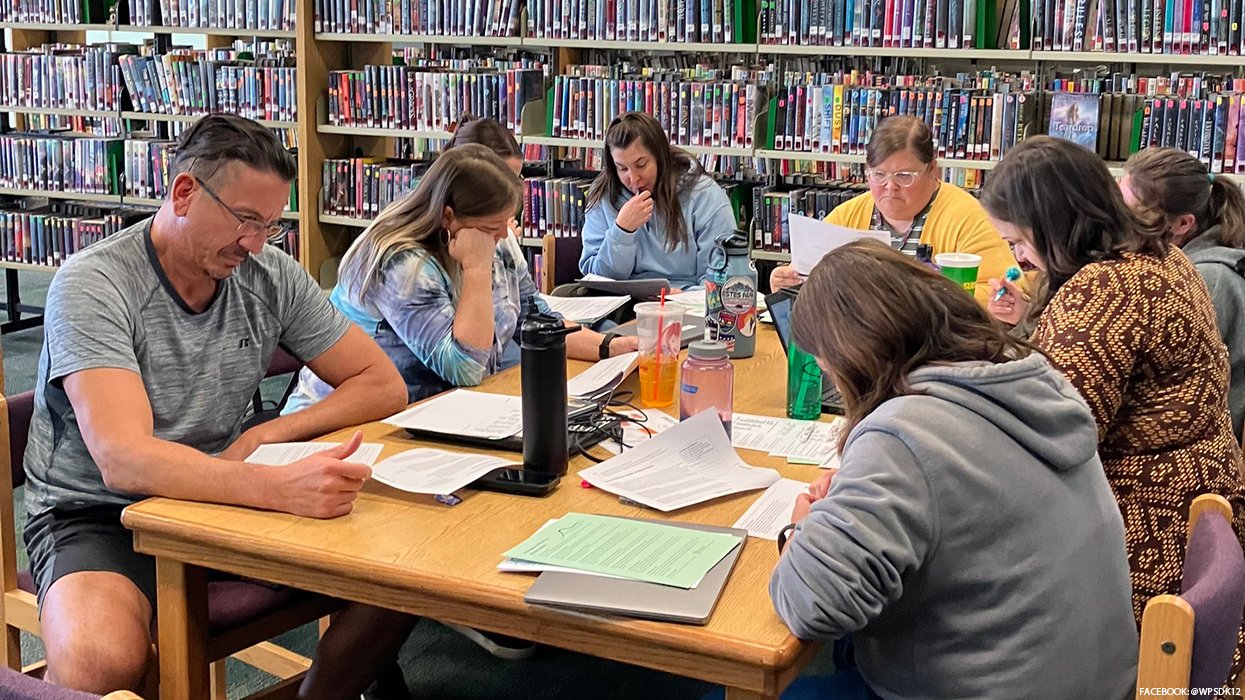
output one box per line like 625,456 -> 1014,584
194,175 -> 289,243
864,164 -> 930,188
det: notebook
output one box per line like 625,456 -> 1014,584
523,518 -> 747,625
765,288 -> 844,414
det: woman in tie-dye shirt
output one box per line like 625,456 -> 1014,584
284,144 -> 634,412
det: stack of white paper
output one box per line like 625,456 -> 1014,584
578,410 -> 780,511
732,414 -> 843,468
382,390 -> 522,439
789,213 -> 891,275
567,351 -> 639,398
245,442 -> 385,466
731,479 -> 812,539
597,408 -> 680,456
540,294 -> 630,324
370,448 -> 514,494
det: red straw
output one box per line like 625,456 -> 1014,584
655,288 -> 667,395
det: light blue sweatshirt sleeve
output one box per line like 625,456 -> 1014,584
769,429 -> 937,641
369,253 -> 491,387
579,201 -> 639,280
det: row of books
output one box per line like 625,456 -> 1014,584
1141,93 -> 1245,173
751,184 -> 865,253
0,135 -> 121,195
0,46 -> 128,113
120,54 -> 298,121
758,0 -> 1024,49
1033,0 -> 1245,54
320,158 -> 432,220
0,205 -> 141,267
314,0 -> 521,36
525,0 -> 755,43
522,176 -> 593,239
125,0 -> 296,30
549,75 -> 763,149
123,137 -> 300,209
0,0 -> 108,23
325,66 -> 543,133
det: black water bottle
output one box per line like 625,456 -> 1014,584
520,299 -> 579,476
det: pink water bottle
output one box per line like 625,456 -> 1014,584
679,340 -> 735,437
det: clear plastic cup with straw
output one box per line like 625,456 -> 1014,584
635,294 -> 683,408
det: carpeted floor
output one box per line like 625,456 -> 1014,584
1,269 -> 815,699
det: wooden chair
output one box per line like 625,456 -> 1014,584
539,234 -> 584,295
0,665 -> 143,700
0,374 -> 336,698
1136,494 -> 1245,697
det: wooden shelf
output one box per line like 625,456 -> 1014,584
0,21 -> 114,31
754,149 -> 866,163
282,211 -> 301,221
750,250 -> 791,262
0,188 -> 122,204
1034,50 -> 1245,65
520,237 -> 544,247
125,24 -> 296,38
0,260 -> 59,273
317,124 -> 453,139
522,38 -> 753,52
319,214 -> 372,228
314,32 -> 523,46
124,195 -> 164,207
758,44 -> 1031,60
122,111 -> 297,129
0,105 -> 118,118
522,135 -> 603,149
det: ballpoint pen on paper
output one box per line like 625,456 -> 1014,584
992,266 -> 1023,302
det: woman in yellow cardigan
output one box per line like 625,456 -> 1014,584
769,115 -> 1017,307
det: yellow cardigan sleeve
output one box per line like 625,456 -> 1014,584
924,186 -> 1018,307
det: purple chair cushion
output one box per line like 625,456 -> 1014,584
15,569 -> 33,595
265,347 -> 303,378
1181,510 -> 1245,690
553,237 -> 583,289
206,579 -> 306,636
7,391 -> 34,489
0,666 -> 99,700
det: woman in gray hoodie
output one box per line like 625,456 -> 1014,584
1120,147 -> 1245,442
769,240 -> 1138,699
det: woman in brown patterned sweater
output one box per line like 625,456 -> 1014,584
980,136 -> 1245,682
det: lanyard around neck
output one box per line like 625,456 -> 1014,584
871,186 -> 939,250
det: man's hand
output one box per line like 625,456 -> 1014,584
262,431 -> 372,519
616,191 -> 654,232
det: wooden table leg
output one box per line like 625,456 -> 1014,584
155,557 -> 209,700
724,689 -> 777,700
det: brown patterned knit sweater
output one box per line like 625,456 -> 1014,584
1034,248 -> 1245,682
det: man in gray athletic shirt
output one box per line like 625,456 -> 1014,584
23,115 -> 416,698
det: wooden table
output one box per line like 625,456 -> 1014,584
123,326 -> 830,700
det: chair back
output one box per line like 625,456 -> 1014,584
5,392 -> 34,490
540,234 -> 584,294
265,347 -> 303,379
1137,494 -> 1245,697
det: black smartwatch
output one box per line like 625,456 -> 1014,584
599,333 -> 618,360
777,523 -> 798,553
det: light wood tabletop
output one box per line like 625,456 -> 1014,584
123,325 -> 834,700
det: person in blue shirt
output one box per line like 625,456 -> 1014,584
580,111 -> 738,289
284,144 -> 636,414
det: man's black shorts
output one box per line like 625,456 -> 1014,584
24,505 -> 157,608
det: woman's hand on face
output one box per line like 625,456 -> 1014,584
986,277 -> 1029,326
616,190 -> 654,232
448,227 -> 498,273
769,265 -> 805,291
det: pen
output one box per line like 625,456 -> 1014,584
992,266 -> 1022,302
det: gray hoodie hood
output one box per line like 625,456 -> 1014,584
904,352 -> 1098,472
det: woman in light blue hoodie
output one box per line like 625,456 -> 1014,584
770,240 -> 1138,699
580,112 -> 738,289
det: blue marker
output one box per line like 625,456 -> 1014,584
992,266 -> 1022,302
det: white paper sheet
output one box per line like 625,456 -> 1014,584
540,294 -> 631,323
369,448 -> 514,495
382,390 -> 522,439
732,413 -> 842,467
732,478 -> 812,539
578,410 -> 780,512
567,351 -> 639,398
245,442 -> 385,467
597,408 -> 680,456
789,213 -> 891,275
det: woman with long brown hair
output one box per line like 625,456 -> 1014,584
981,136 -> 1245,684
580,111 -> 738,288
770,240 -> 1136,698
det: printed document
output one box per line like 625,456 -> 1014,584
732,413 -> 842,467
598,408 -> 680,455
246,442 -> 384,467
502,512 -> 742,588
540,294 -> 630,324
732,479 -> 811,539
567,351 -> 639,398
578,410 -> 780,511
382,390 -> 523,439
789,213 -> 890,275
370,448 -> 513,494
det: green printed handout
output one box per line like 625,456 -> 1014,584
503,513 -> 742,589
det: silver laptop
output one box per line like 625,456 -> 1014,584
612,312 -> 706,349
523,519 -> 746,625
